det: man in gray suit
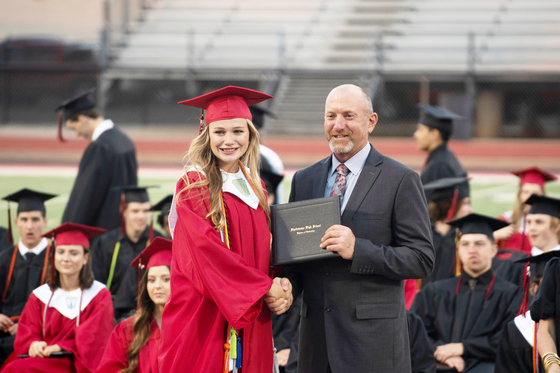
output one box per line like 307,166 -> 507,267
266,84 -> 435,373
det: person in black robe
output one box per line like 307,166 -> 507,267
0,227 -> 11,253
422,177 -> 471,286
495,251 -> 560,373
412,213 -> 523,373
90,186 -> 163,319
408,311 -> 437,373
272,297 -> 301,372
413,105 -> 468,190
0,189 -> 56,365
150,194 -> 173,239
492,249 -> 527,287
56,89 -> 138,231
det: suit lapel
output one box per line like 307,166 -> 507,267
341,145 -> 383,225
312,156 -> 332,199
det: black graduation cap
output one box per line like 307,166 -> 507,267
418,104 -> 463,139
2,188 -> 57,244
111,185 -> 157,204
515,250 -> 560,279
260,169 -> 284,195
55,89 -> 96,142
150,195 -> 173,228
448,213 -> 510,239
249,106 -> 277,130
526,194 -> 560,218
423,177 -> 469,203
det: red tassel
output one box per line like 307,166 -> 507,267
120,192 -> 126,235
148,217 -> 154,243
7,201 -> 13,245
50,237 -> 56,285
518,262 -> 530,316
137,260 -> 142,310
446,188 -> 459,222
57,113 -> 67,143
198,112 -> 205,135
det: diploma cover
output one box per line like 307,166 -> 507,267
271,196 -> 341,266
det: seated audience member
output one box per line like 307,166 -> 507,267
494,167 -> 557,253
91,186 -> 163,318
150,195 -> 173,239
495,250 -> 560,373
0,189 -> 56,365
525,194 -> 560,256
412,213 -> 523,373
96,237 -> 171,373
531,252 -> 560,373
2,223 -> 113,373
408,311 -> 437,373
422,177 -> 471,286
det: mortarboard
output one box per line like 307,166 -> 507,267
150,195 -> 173,228
260,169 -> 284,195
511,167 -> 557,188
111,185 -> 157,236
178,86 -> 272,133
418,104 -> 463,139
55,89 -> 96,142
42,223 -> 106,250
525,194 -> 560,218
423,177 -> 469,203
2,188 -> 57,244
249,106 -> 277,130
448,213 -> 510,239
130,236 -> 172,270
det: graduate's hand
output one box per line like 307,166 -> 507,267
264,278 -> 293,315
320,225 -> 355,260
277,348 -> 290,367
29,341 -> 48,358
8,323 -> 18,336
493,224 -> 514,242
442,356 -> 465,372
0,314 -> 13,331
43,344 -> 61,357
434,343 -> 464,362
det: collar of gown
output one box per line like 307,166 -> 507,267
531,244 -> 560,256
91,119 -> 115,141
33,281 -> 105,320
18,237 -> 48,257
514,310 -> 535,347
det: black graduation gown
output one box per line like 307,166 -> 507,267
0,227 -> 11,254
62,126 -> 137,231
411,270 -> 523,372
273,297 -> 302,353
421,144 -> 467,186
492,250 -> 527,288
408,311 -> 437,373
423,225 -> 457,286
0,246 -> 48,363
531,258 -> 560,347
90,226 -> 163,317
495,320 -> 535,373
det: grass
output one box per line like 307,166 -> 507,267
1,172 -> 559,242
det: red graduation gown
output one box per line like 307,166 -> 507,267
96,316 -> 160,373
497,215 -> 532,254
3,285 -> 113,373
159,173 -> 274,373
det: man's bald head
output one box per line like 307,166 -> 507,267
326,84 -> 373,116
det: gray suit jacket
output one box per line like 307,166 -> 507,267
282,144 -> 435,373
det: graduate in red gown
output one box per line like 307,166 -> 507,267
159,86 -> 291,373
96,236 -> 172,373
495,167 -> 557,253
2,223 -> 114,373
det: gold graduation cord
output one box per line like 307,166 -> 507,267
106,238 -> 151,290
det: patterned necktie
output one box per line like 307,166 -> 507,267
330,164 -> 349,197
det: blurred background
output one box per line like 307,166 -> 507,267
1,0 -> 560,237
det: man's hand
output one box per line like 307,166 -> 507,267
442,356 -> 465,372
320,225 -> 355,260
0,314 -> 13,332
264,278 -> 293,315
8,323 -> 18,336
434,343 -> 464,362
276,348 -> 290,367
29,341 -> 48,358
43,344 -> 61,357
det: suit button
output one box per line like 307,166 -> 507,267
325,308 -> 332,314
324,270 -> 330,276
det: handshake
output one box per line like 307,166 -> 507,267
264,277 -> 293,315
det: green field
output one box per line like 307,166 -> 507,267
1,172 -> 559,243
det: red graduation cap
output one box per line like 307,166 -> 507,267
42,223 -> 106,250
130,236 -> 172,270
511,167 -> 557,188
178,86 -> 272,133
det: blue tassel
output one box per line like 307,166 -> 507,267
235,336 -> 242,368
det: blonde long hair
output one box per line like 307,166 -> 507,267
178,119 -> 269,232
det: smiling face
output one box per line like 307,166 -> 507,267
54,244 -> 89,279
209,118 -> 250,173
15,211 -> 48,249
124,202 -> 152,235
458,233 -> 497,277
527,214 -> 560,251
147,265 -> 171,306
324,85 -> 377,163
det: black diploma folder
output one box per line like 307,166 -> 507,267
271,196 -> 341,266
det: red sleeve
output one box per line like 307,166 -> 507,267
174,175 -> 273,330
13,294 -> 44,355
95,318 -> 133,373
57,289 -> 114,373
404,279 -> 419,310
